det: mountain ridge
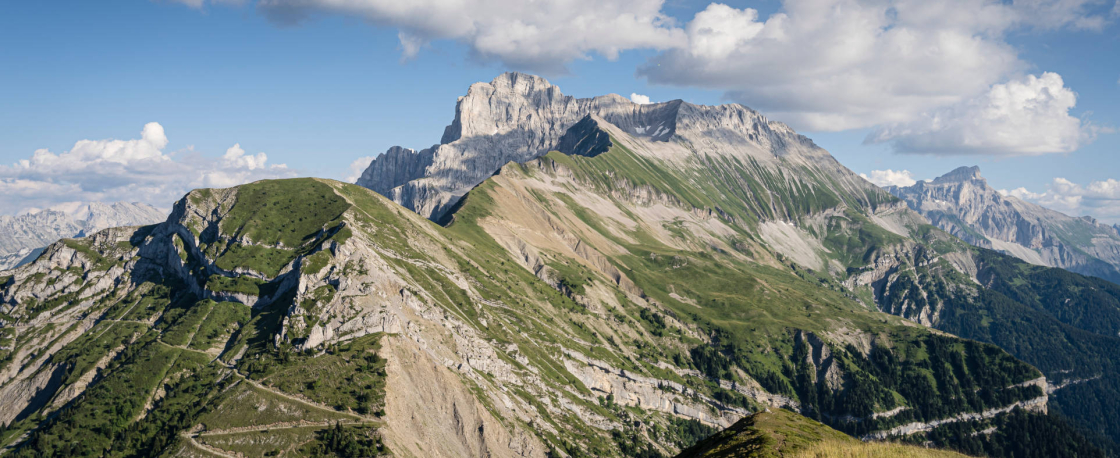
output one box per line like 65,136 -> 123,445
886,166 -> 1120,283
356,72 -> 835,222
0,202 -> 167,271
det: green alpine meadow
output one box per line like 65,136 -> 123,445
2,73 -> 1120,458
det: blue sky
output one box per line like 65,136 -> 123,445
2,0 -> 1119,221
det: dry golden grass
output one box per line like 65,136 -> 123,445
675,409 -> 970,458
791,440 -> 970,458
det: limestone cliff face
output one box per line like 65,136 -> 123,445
357,72 -> 860,222
355,146 -> 436,196
887,166 -> 1120,283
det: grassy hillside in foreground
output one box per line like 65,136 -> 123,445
675,408 -> 966,458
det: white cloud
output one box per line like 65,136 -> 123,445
638,0 -> 1107,132
222,143 -> 270,170
0,123 -> 297,215
1001,187 -> 1045,200
256,0 -> 686,73
860,169 -> 917,187
177,0 -> 1109,154
630,93 -> 651,104
1007,177 -> 1120,223
171,0 -> 205,8
169,0 -> 247,9
867,72 -> 1092,155
346,156 -> 376,183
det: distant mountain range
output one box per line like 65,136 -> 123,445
886,166 -> 1120,284
0,202 -> 166,270
5,73 -> 1120,458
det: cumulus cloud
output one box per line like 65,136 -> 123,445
1000,187 -> 1044,200
221,143 -> 269,170
860,169 -> 918,187
630,93 -> 651,104
638,0 -> 1108,132
0,123 -> 296,215
255,0 -> 685,73
1005,177 -> 1120,223
346,156 -> 376,183
867,72 -> 1092,155
174,0 -> 1109,154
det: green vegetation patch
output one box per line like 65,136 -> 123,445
206,274 -> 268,297
215,244 -> 295,278
219,178 -> 350,248
245,333 -> 387,416
197,424 -> 336,458
189,301 -> 250,351
172,233 -> 188,262
299,422 -> 388,458
50,320 -> 148,385
676,408 -> 856,458
113,282 -> 176,322
161,300 -> 215,346
821,209 -> 905,267
62,239 -> 115,271
304,250 -> 333,276
116,363 -> 230,457
199,381 -> 353,431
7,335 -> 180,457
189,188 -> 214,206
914,409 -> 1105,458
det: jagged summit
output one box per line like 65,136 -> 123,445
931,165 -> 983,184
888,165 -> 1120,282
554,115 -> 613,158
357,72 -> 841,221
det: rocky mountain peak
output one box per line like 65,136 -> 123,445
357,72 -> 843,221
554,115 -> 613,158
888,165 -> 1120,283
931,165 -> 984,185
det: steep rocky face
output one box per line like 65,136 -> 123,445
357,72 -> 857,222
0,202 -> 166,271
886,166 -> 1120,283
355,145 -> 436,196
